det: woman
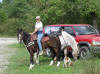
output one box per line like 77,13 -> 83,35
30,16 -> 43,55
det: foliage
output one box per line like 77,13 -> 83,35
0,0 -> 100,36
0,8 -> 7,23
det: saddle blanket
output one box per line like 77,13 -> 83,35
42,36 -> 50,42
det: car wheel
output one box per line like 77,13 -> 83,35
46,48 -> 51,57
79,46 -> 90,59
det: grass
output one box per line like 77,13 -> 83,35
3,44 -> 100,74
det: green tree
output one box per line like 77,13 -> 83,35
0,8 -> 7,23
0,0 -> 100,36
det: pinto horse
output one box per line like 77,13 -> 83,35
59,31 -> 79,60
17,29 -> 61,69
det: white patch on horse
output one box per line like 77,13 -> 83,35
29,64 -> 35,70
59,31 -> 79,56
18,34 -> 21,42
49,60 -> 54,66
64,48 -> 67,56
57,61 -> 60,67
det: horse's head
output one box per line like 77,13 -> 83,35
17,29 -> 31,43
17,29 -> 24,43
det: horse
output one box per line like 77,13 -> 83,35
59,31 -> 79,60
17,29 -> 61,69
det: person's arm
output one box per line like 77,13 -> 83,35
30,22 -> 43,35
30,28 -> 40,35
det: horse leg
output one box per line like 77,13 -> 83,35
63,48 -> 67,57
61,50 -> 65,60
34,47 -> 39,65
72,50 -> 78,61
49,49 -> 55,66
34,52 -> 39,65
56,52 -> 61,67
56,38 -> 62,67
49,55 -> 56,66
55,47 -> 61,67
63,48 -> 68,67
29,52 -> 34,70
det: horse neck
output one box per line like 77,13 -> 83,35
22,33 -> 30,45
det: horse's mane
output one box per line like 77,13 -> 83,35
23,32 -> 30,37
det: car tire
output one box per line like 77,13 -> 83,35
79,46 -> 90,59
45,48 -> 51,57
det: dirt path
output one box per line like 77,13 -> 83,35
0,38 -> 17,74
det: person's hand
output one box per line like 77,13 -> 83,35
29,33 -> 33,35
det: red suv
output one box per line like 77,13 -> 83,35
44,24 -> 100,59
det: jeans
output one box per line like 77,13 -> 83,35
37,31 -> 43,51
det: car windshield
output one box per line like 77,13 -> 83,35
74,26 -> 98,35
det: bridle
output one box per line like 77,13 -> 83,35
18,33 -> 23,43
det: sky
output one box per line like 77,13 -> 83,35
0,0 -> 2,3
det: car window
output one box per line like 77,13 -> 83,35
45,27 -> 51,34
51,27 -> 61,32
64,26 -> 75,36
44,26 -> 61,34
74,26 -> 98,35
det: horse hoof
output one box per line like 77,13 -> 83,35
29,64 -> 35,70
49,63 -> 53,66
36,61 -> 39,65
57,61 -> 60,67
49,60 -> 54,66
49,64 -> 52,66
49,63 -> 54,66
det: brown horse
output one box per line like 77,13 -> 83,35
17,29 -> 61,69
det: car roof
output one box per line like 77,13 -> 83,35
46,24 -> 90,27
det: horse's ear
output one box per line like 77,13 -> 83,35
20,29 -> 24,34
21,28 -> 24,31
17,28 -> 24,34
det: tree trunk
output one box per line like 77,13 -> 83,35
90,12 -> 98,30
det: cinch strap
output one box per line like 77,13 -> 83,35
26,42 -> 34,47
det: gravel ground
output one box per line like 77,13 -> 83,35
0,38 -> 17,74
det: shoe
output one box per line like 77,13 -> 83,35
39,51 -> 43,55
